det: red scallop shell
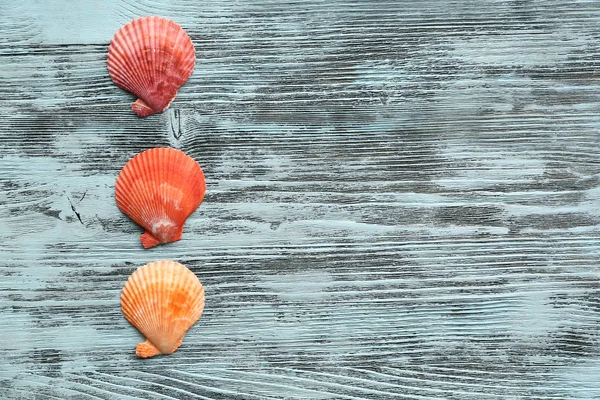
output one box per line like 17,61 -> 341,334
115,148 -> 206,248
107,16 -> 196,117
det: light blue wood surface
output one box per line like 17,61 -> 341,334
1,0 -> 600,398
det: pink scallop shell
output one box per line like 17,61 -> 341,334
107,16 -> 196,117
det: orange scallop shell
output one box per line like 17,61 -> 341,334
121,260 -> 205,358
107,16 -> 196,117
115,147 -> 206,248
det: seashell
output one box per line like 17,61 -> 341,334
115,147 -> 206,248
121,260 -> 205,358
107,16 -> 196,117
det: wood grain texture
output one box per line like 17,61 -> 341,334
1,0 -> 600,398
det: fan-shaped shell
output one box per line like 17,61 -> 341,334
115,147 -> 206,248
107,16 -> 196,117
121,260 -> 205,358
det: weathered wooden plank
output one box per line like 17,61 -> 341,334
1,0 -> 600,398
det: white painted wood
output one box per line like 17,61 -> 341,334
1,0 -> 600,398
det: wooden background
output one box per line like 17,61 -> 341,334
1,0 -> 600,398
